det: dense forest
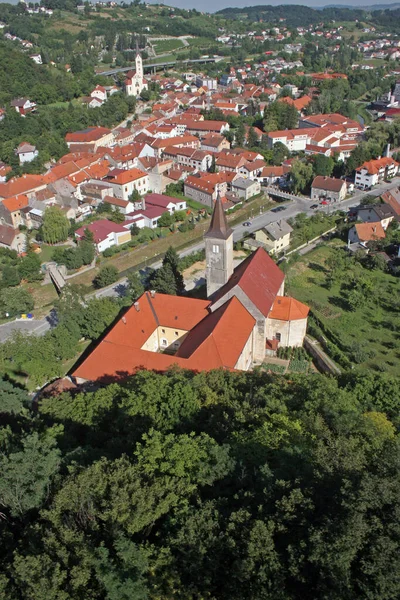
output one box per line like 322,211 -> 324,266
1,368 -> 400,599
217,4 -> 400,29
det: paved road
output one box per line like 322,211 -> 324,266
0,318 -> 51,343
93,176 -> 400,300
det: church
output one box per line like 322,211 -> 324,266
124,48 -> 148,97
73,196 -> 309,383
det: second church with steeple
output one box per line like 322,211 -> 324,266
124,46 -> 148,97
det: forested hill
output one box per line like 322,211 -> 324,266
217,4 -> 400,27
1,369 -> 400,599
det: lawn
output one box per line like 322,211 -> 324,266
286,242 -> 400,376
153,39 -> 184,54
38,244 -> 71,264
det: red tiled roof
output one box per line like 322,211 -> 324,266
75,219 -> 127,243
66,127 -> 112,144
356,157 -> 399,175
177,296 -> 255,367
211,247 -> 285,317
104,195 -> 129,208
354,222 -> 386,241
312,176 -> 345,192
2,194 -> 29,212
72,291 -> 257,382
105,168 -> 147,184
268,296 -> 309,321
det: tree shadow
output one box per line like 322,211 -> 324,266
328,296 -> 349,311
308,262 -> 327,273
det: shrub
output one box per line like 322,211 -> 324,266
93,265 -> 119,289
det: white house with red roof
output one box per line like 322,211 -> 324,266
355,157 -> 399,189
145,193 -> 186,214
91,85 -> 107,104
75,219 -> 131,252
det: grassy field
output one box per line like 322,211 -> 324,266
153,38 -> 184,54
38,244 -> 71,263
286,241 -> 400,376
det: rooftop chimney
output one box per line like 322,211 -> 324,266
134,301 -> 140,312
122,316 -> 127,324
150,290 -> 155,298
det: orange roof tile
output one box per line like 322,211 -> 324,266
2,194 -> 29,212
354,222 -> 386,241
268,296 -> 309,321
106,168 -> 147,185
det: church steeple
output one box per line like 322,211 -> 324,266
135,41 -> 143,81
204,193 -> 234,298
205,192 -> 233,241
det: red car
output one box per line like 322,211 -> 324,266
320,200 -> 329,205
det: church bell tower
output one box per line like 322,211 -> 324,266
135,43 -> 143,82
204,193 -> 234,298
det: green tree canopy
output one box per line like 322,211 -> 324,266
42,207 -> 70,244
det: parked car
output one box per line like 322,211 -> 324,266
310,204 -> 318,209
271,205 -> 286,213
320,200 -> 329,205
243,221 -> 252,226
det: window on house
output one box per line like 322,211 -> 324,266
275,333 -> 281,342
175,331 -> 179,336
212,245 -> 219,254
161,338 -> 168,346
161,328 -> 165,334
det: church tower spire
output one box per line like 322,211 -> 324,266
135,41 -> 143,81
204,193 -> 234,298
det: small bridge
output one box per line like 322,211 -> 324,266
48,264 -> 66,294
264,186 -> 307,203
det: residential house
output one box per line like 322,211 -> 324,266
238,159 -> 266,180
231,177 -> 260,200
65,127 -> 114,152
145,193 -> 186,214
254,220 -> 293,254
311,176 -> 347,201
184,120 -> 229,138
75,219 -> 131,253
201,134 -> 230,153
184,172 -> 231,208
259,165 -> 291,185
216,153 -> 247,173
162,146 -> 212,171
0,224 -> 26,252
355,157 -> 399,189
357,203 -> 395,230
381,186 -> 400,217
104,195 -> 135,215
348,222 -> 386,246
0,162 -> 12,182
91,85 -> 107,104
103,168 -> 149,200
10,98 -> 36,116
15,142 -> 38,164
0,194 -> 29,228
